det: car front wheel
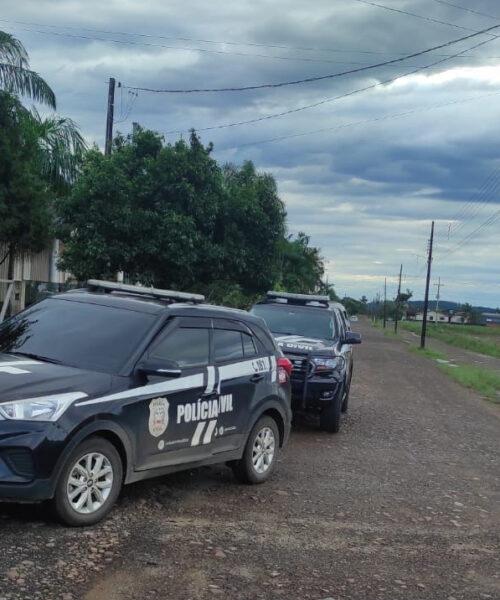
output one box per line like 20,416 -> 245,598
320,393 -> 342,433
52,437 -> 123,526
232,416 -> 279,484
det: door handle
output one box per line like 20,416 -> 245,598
250,373 -> 264,383
202,390 -> 218,399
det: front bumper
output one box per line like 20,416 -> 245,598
0,420 -> 64,501
290,376 -> 343,410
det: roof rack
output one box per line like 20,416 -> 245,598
87,280 -> 205,304
265,291 -> 330,308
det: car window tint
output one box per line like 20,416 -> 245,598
151,327 -> 209,367
242,332 -> 257,357
214,329 -> 244,362
0,298 -> 156,375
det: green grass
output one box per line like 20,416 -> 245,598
439,364 -> 500,403
372,319 -> 401,338
401,321 -> 500,359
408,345 -> 447,361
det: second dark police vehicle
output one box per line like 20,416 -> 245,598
250,292 -> 361,433
0,281 -> 292,526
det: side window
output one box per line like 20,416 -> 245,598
150,327 -> 209,368
242,332 -> 257,357
214,329 -> 244,362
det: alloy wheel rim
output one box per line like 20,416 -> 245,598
252,426 -> 275,474
67,452 -> 114,514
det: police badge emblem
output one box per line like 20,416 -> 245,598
148,397 -> 169,437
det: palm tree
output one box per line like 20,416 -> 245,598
0,31 -> 56,108
24,108 -> 87,194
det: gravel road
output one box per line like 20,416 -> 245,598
1,319 -> 499,600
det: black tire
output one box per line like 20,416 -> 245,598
341,373 -> 352,414
232,416 -> 280,484
320,394 -> 342,433
52,437 -> 123,527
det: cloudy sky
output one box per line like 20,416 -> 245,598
4,0 -> 500,307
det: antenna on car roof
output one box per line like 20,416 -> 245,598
86,280 -> 205,304
266,291 -> 330,307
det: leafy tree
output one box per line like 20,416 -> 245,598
0,31 -> 55,108
0,92 -> 51,278
276,233 -> 325,294
56,130 -> 285,299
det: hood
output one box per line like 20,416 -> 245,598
0,353 -> 115,404
273,334 -> 335,356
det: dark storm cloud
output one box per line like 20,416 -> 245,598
3,0 -> 500,305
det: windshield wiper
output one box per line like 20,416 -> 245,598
7,351 -> 64,365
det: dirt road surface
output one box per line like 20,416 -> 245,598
1,319 -> 499,600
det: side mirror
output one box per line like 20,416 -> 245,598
345,331 -> 362,345
139,358 -> 182,378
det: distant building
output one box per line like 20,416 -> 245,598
410,311 -> 470,324
482,313 -> 500,328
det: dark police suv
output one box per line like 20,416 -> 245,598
0,281 -> 292,526
250,292 -> 361,433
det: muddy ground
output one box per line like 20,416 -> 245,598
1,319 -> 499,600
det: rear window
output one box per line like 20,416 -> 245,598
0,298 -> 156,374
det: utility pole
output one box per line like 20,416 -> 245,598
420,221 -> 435,349
394,264 -> 403,333
434,277 -> 444,320
105,77 -> 116,156
383,277 -> 387,329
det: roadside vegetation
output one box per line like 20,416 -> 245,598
407,344 -> 500,403
401,321 -> 500,359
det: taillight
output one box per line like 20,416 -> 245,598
277,357 -> 292,375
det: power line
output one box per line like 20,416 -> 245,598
216,90 -> 500,151
352,0 -> 476,32
2,16 -> 498,58
437,206 -> 500,262
121,23 -> 500,93
166,36 -> 496,134
428,0 -> 500,22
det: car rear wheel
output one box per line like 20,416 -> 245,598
52,437 -> 123,526
320,394 -> 342,433
232,416 -> 279,484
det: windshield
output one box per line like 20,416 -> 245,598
251,304 -> 337,340
0,298 -> 157,374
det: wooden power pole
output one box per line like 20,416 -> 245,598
420,221 -> 435,348
105,77 -> 116,156
383,277 -> 387,329
394,264 -> 403,333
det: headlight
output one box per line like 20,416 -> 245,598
311,357 -> 345,373
0,392 -> 86,422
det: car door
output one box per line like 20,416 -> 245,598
211,319 -> 272,453
129,316 -> 213,471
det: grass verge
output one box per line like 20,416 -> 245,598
401,321 -> 500,359
408,345 -> 446,361
408,344 -> 500,403
439,364 -> 500,403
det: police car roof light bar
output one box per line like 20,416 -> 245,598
266,291 -> 330,307
87,280 -> 205,304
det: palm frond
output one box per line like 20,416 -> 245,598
0,31 -> 29,67
0,62 -> 56,108
25,108 -> 87,193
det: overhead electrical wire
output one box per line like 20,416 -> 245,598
429,0 -> 500,22
165,34 -> 497,134
120,23 -> 500,93
352,0 -> 477,32
2,16 -> 498,58
217,90 -> 500,151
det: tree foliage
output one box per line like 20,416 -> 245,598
0,31 -> 56,108
0,92 -> 51,276
56,128 -> 330,306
